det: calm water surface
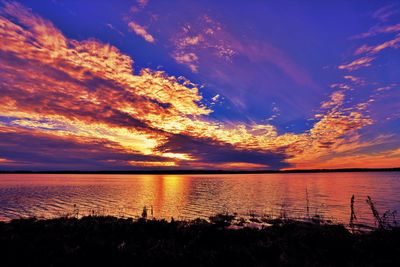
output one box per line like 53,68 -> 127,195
0,172 -> 399,226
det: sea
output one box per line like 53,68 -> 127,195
1,172 -> 399,226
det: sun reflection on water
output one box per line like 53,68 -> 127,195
0,172 -> 399,226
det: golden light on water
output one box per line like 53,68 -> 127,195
1,173 -> 399,226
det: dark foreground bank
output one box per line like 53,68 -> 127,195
0,216 -> 399,267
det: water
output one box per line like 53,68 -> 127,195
0,172 -> 399,226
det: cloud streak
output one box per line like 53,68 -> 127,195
338,57 -> 374,71
128,21 -> 155,43
169,15 -> 315,88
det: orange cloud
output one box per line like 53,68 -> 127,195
321,92 -> 344,109
129,161 -> 176,167
291,147 -> 400,170
338,57 -> 374,71
346,22 -> 400,74
352,24 -> 400,39
128,21 -> 155,43
344,75 -> 364,85
0,158 -> 15,164
355,35 -> 400,56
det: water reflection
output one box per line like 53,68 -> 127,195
0,172 -> 399,225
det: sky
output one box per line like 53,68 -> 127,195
0,0 -> 399,171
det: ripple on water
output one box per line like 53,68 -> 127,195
0,172 -> 399,224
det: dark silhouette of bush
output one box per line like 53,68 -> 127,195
209,213 -> 235,227
0,216 -> 399,267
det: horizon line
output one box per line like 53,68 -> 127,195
1,167 -> 399,175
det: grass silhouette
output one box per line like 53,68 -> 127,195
0,195 -> 398,266
1,214 -> 399,266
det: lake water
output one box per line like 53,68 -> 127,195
0,172 -> 399,226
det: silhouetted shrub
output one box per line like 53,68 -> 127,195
0,216 -> 399,267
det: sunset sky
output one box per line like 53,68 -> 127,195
0,0 -> 399,170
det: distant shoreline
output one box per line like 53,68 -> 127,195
1,167 -> 399,175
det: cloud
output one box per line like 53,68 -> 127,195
352,24 -> 400,39
169,15 -> 315,89
338,57 -> 374,71
106,23 -> 124,36
372,4 -> 399,22
171,52 -> 199,72
128,21 -> 155,43
155,134 -> 290,170
172,16 -> 236,61
354,35 -> 400,55
344,75 -> 364,85
321,92 -> 344,109
170,16 -> 235,71
0,2 -> 208,163
0,125 -> 171,170
295,147 -> 400,169
0,1 -> 394,170
0,2 -> 291,169
211,94 -> 220,102
283,100 -> 374,169
137,0 -> 149,8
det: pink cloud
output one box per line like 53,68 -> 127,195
137,0 -> 149,8
352,24 -> 400,39
171,52 -> 199,72
338,57 -> 374,71
128,21 -> 155,43
170,15 -> 315,88
372,4 -> 399,22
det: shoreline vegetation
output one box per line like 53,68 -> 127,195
1,215 -> 399,266
0,167 -> 399,174
1,196 -> 399,266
